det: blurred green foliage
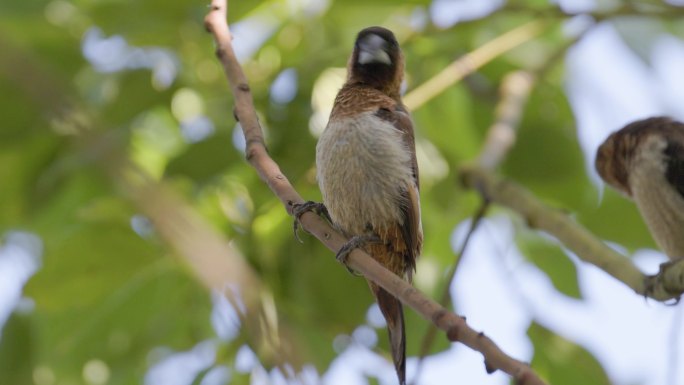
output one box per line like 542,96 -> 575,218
1,0 -> 683,384
528,322 -> 611,385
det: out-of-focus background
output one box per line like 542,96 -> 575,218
2,0 -> 684,384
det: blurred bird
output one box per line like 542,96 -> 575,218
297,26 -> 422,385
595,116 -> 684,261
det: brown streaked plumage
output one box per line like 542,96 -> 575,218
595,116 -> 684,260
315,26 -> 422,385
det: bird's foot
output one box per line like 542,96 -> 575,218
336,234 -> 381,275
292,201 -> 331,242
644,259 -> 684,304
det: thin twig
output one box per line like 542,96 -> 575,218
205,1 -> 549,383
500,2 -> 684,21
533,23 -> 594,80
403,20 -> 548,111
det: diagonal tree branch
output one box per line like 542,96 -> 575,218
460,165 -> 684,301
204,1 -> 549,384
500,1 -> 684,21
457,24 -> 684,300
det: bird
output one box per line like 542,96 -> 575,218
595,116 -> 684,262
296,26 -> 422,385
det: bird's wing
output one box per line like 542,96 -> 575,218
375,104 -> 423,274
664,135 -> 684,199
375,104 -> 419,188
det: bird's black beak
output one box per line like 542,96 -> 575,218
357,33 -> 392,65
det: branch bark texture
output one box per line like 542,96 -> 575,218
205,1 -> 548,384
460,165 -> 684,301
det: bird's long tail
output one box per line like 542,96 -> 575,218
370,281 -> 406,385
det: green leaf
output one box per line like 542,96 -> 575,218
515,226 -> 582,299
528,322 -> 611,385
0,311 -> 34,385
165,131 -> 239,183
0,134 -> 62,231
579,188 -> 657,253
503,82 -> 592,211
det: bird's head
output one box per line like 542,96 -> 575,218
595,117 -> 675,197
348,26 -> 404,97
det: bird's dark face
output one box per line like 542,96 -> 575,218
596,132 -> 634,196
348,26 -> 403,96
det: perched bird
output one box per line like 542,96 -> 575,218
300,26 -> 422,385
595,116 -> 684,261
